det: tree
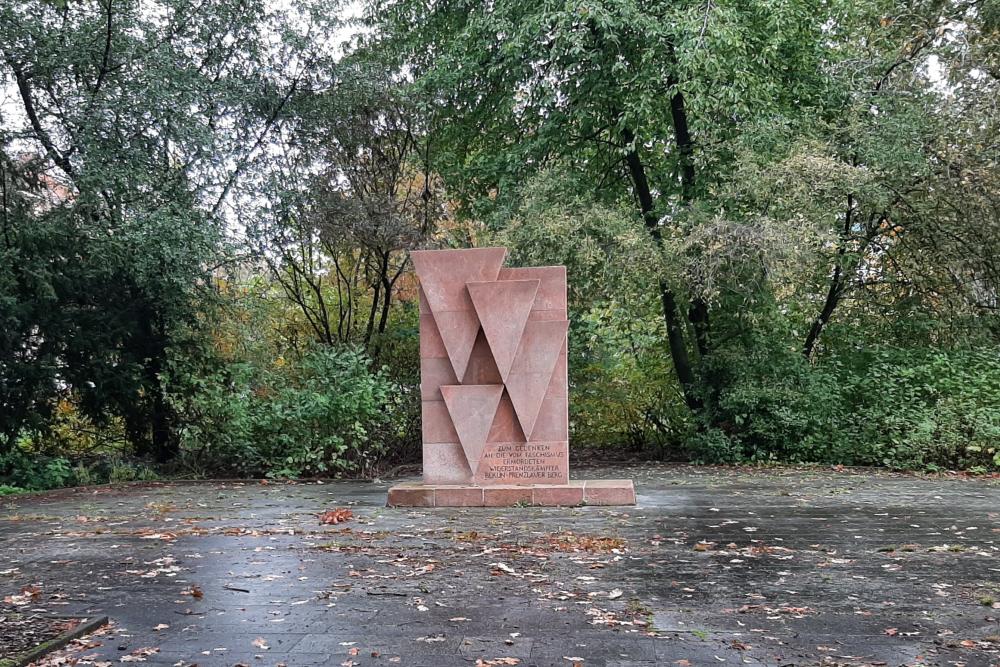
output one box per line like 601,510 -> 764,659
0,0 -> 337,459
362,0 -> 845,412
363,0 -> 1000,422
246,57 -> 445,356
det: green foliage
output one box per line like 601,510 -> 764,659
838,347 -> 1000,470
487,170 -> 691,452
493,170 -> 659,307
0,485 -> 26,496
3,0 -> 1000,482
689,340 -> 1000,471
168,345 -> 398,478
367,303 -> 423,467
1,0 -> 340,461
0,449 -> 74,491
106,460 -> 160,484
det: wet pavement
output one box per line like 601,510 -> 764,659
1,464 -> 998,666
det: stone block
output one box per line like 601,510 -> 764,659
531,396 -> 569,441
434,486 -> 485,506
411,247 -> 506,312
441,384 -> 504,473
467,278 -> 539,381
478,441 -> 568,486
423,442 -> 472,485
527,309 -> 569,321
420,357 -> 458,400
387,485 -> 435,507
385,480 -> 634,506
532,482 -> 584,506
421,401 -> 459,444
499,266 -> 567,311
483,486 -> 533,507
462,332 -> 503,384
418,314 -> 448,359
486,395 -> 526,443
584,480 -> 636,505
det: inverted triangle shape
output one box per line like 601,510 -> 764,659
440,384 -> 504,472
505,319 -> 568,440
428,310 -> 480,381
467,279 -> 539,382
411,248 -> 506,378
411,248 -> 507,313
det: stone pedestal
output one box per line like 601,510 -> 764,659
387,479 -> 635,507
387,247 -> 635,508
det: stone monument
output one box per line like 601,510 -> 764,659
387,247 -> 636,507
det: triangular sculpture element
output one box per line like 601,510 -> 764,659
505,319 -> 568,441
467,279 -> 539,382
427,310 -> 481,383
411,248 -> 507,380
440,384 -> 504,472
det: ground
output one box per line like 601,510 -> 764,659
1,464 -> 998,667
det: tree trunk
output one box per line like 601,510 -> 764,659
667,89 -> 713,362
621,128 -> 702,412
803,194 -> 854,358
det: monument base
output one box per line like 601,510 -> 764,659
386,479 -> 635,507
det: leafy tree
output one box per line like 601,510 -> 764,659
364,0 -> 843,411
245,58 -> 445,356
0,0 -> 338,460
363,0 -> 1000,427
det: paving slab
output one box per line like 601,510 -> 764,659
1,464 -> 998,666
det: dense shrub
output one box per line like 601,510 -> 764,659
0,443 -> 160,491
688,343 -> 1000,471
838,347 -> 1000,470
0,448 -> 74,490
367,304 -> 422,470
167,345 -> 399,478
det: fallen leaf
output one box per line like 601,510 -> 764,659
492,562 -> 516,575
252,637 -> 270,650
120,647 -> 159,662
319,508 -> 354,525
179,586 -> 203,599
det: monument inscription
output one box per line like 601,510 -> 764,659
480,441 -> 567,482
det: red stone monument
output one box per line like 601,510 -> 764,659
387,247 -> 636,507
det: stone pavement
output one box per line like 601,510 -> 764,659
1,464 -> 998,666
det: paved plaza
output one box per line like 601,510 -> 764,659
1,465 -> 998,666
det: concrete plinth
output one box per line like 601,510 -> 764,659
386,479 -> 635,507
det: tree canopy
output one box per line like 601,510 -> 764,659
1,0 -> 998,489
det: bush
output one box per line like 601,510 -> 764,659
692,340 -> 1000,471
838,347 -> 1000,470
571,299 -> 694,456
168,345 -> 399,478
367,304 -> 422,470
0,448 -> 75,491
696,336 -> 850,464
